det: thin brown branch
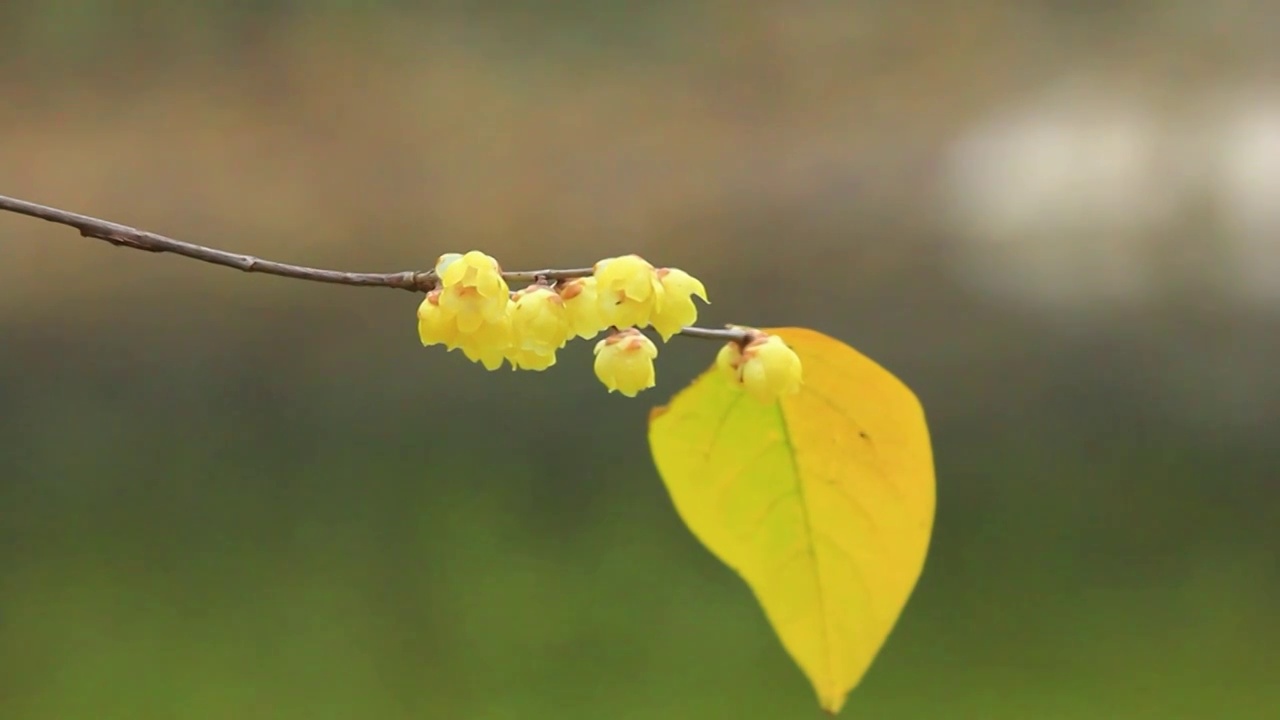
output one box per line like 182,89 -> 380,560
0,192 -> 748,342
0,193 -> 443,291
675,326 -> 753,342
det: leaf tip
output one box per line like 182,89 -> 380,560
819,692 -> 848,717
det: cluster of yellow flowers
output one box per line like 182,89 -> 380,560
416,250 -> 803,402
416,252 -> 706,395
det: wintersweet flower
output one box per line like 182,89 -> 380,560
510,286 -> 571,353
506,285 -> 571,371
417,290 -> 461,349
715,339 -> 743,378
454,306 -> 514,371
593,328 -> 658,397
505,347 -> 556,371
435,251 -> 510,333
649,267 -> 709,341
594,254 -> 664,329
717,332 -> 803,403
558,276 -> 608,340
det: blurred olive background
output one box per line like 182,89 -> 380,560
3,2 -> 1279,719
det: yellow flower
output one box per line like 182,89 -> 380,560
506,347 -> 558,371
558,276 -> 609,340
649,267 -> 709,341
417,290 -> 461,349
593,328 -> 658,397
504,285 -> 570,371
594,254 -> 664,329
510,286 -> 571,355
718,332 -> 803,403
435,251 -> 510,333
715,338 -> 742,377
454,307 -> 514,371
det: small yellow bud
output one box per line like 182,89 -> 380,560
417,290 -> 461,349
509,286 -> 571,356
718,333 -> 803,403
558,276 -> 609,340
649,267 -> 709,341
594,254 -> 664,329
593,328 -> 658,397
436,250 -> 510,333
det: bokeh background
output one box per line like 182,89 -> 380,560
3,2 -> 1279,718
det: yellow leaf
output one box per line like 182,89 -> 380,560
648,327 -> 935,715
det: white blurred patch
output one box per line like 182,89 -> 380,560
940,78 -> 1280,316
937,78 -> 1280,430
1206,88 -> 1280,310
940,80 -> 1179,313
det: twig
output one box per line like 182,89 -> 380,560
0,193 -> 750,342
675,326 -> 753,342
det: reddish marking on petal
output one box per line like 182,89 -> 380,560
558,281 -> 584,300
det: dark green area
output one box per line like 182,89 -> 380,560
3,290 -> 1275,719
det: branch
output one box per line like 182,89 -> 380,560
0,193 -> 598,291
0,193 -> 749,342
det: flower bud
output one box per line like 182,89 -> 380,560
593,328 -> 659,397
718,332 -> 803,403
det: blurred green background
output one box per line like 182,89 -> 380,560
3,2 -> 1279,718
